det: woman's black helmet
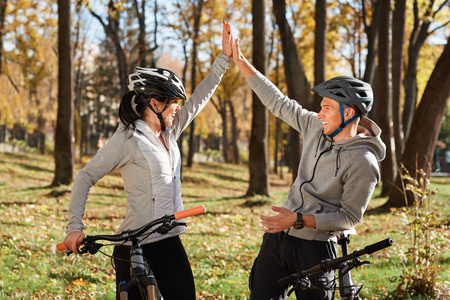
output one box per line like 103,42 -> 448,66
128,67 -> 187,100
311,76 -> 373,114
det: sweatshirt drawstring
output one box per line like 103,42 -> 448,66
335,147 -> 342,177
294,140 -> 334,213
315,133 -> 323,157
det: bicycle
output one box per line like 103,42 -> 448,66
57,205 -> 207,300
278,236 -> 394,299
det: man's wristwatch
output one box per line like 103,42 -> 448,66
293,213 -> 305,230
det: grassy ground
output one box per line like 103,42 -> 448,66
0,152 -> 449,299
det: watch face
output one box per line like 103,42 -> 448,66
293,221 -> 304,229
294,213 -> 304,229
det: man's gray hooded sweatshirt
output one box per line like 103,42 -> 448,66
247,72 -> 386,242
66,54 -> 230,245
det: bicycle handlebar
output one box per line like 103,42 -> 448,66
57,205 -> 206,252
278,238 -> 393,287
174,205 -> 206,220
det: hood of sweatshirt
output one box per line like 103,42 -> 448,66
331,117 -> 386,162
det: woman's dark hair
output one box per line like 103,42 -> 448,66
119,91 -> 141,130
118,91 -> 166,130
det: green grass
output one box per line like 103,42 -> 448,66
0,152 -> 449,299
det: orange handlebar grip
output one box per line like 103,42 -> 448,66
57,243 -> 66,251
174,205 -> 206,220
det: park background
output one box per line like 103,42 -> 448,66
0,0 -> 449,299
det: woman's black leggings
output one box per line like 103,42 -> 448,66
114,236 -> 195,300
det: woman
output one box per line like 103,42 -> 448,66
62,21 -> 233,299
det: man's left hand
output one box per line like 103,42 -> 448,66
260,206 -> 297,233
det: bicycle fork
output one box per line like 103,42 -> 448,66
119,238 -> 157,300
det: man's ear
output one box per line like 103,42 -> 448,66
345,107 -> 355,119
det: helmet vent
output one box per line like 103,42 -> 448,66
332,91 -> 346,98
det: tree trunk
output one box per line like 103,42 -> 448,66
187,0 -> 204,168
246,0 -> 269,196
135,0 -> 148,67
391,0 -> 406,162
376,0 -> 397,196
274,117 -> 280,173
384,38 -> 450,209
221,101 -> 229,163
177,43 -> 189,173
273,50 -> 281,174
313,0 -> 326,113
53,0 -> 74,186
362,0 -> 381,85
134,0 -> 158,67
402,0 -> 432,141
81,114 -> 88,155
74,7 -> 85,162
273,0 -> 311,183
228,99 -> 241,164
0,0 -> 6,75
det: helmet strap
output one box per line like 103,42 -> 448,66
328,103 -> 361,139
146,98 -> 171,131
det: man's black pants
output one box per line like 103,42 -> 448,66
249,232 -> 337,300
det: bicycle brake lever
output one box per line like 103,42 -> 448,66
80,242 -> 103,255
156,221 -> 186,234
287,276 -> 312,296
340,258 -> 373,277
358,260 -> 373,267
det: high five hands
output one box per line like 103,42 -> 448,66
222,20 -> 257,78
222,20 -> 241,62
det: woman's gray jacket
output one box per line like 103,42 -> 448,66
247,72 -> 386,241
66,54 -> 230,245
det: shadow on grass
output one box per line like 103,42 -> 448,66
84,215 -> 124,221
183,173 -> 247,186
47,189 -> 71,198
187,195 -> 247,203
206,173 -> 247,183
1,185 -> 55,204
2,152 -> 48,162
1,220 -> 35,227
0,201 -> 38,206
49,270 -> 106,284
8,162 -> 53,174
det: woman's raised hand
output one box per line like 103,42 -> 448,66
222,20 -> 233,58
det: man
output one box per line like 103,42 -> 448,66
223,21 -> 386,299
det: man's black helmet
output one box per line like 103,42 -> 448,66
128,67 -> 187,100
311,76 -> 373,114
